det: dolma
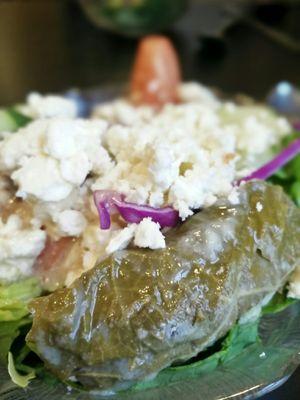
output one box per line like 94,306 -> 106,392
26,182 -> 300,392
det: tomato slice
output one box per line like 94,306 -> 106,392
35,237 -> 74,271
34,236 -> 79,290
130,35 -> 181,107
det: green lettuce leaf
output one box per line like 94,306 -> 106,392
130,294 -> 296,392
269,131 -> 300,205
0,278 -> 41,365
0,318 -> 32,365
262,291 -> 297,315
0,107 -> 31,133
131,319 -> 259,392
0,278 -> 42,322
7,352 -> 35,388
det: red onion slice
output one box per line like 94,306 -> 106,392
113,198 -> 179,227
93,190 -> 124,230
97,202 -> 111,230
238,138 -> 300,184
93,190 -> 179,230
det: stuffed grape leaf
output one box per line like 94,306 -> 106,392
26,182 -> 300,393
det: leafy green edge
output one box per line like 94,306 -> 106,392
8,352 -> 35,388
269,131 -> 300,206
0,107 -> 31,133
129,294 -> 294,392
0,278 -> 41,387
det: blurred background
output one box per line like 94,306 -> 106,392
0,0 -> 300,106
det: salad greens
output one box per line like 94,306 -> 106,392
7,352 -> 35,388
269,131 -> 300,205
1,280 -> 293,393
0,278 -> 41,386
26,181 -> 300,392
131,320 -> 260,392
0,107 -> 31,133
0,113 -> 299,392
131,294 -> 293,393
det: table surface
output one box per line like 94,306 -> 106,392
0,1 -> 299,399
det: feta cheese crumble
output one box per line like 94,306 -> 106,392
55,210 -> 87,237
0,215 -> 46,283
22,92 -> 77,119
134,218 -> 166,249
0,118 -> 110,204
105,224 -> 137,255
105,218 -> 166,255
93,99 -> 154,126
13,155 -> 74,202
0,82 -> 292,286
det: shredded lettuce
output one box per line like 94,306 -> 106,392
0,278 -> 41,367
0,318 -> 32,365
0,278 -> 42,322
262,291 -> 297,314
8,352 -> 35,388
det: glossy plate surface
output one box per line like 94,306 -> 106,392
1,301 -> 300,400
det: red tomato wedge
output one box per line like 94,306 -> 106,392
34,236 -> 80,290
130,35 -> 181,107
35,237 -> 74,272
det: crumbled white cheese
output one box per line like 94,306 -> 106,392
93,99 -> 154,126
148,143 -> 179,191
93,102 -> 238,218
0,119 -> 48,170
0,118 -> 110,203
45,118 -> 105,159
60,153 -> 91,186
92,93 -> 290,221
219,104 -> 290,169
106,224 -> 137,254
23,92 -> 77,119
0,215 -> 46,283
177,82 -> 220,108
13,156 -> 73,202
0,81 -> 292,285
55,210 -> 87,237
149,191 -> 164,208
134,218 -> 166,249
